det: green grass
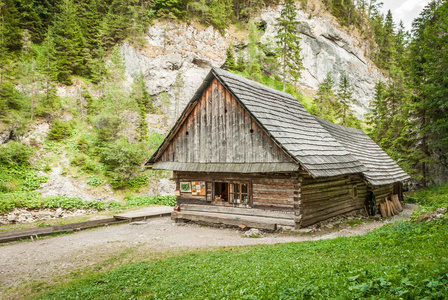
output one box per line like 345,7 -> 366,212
36,219 -> 448,299
405,182 -> 448,220
405,182 -> 448,208
0,194 -> 176,215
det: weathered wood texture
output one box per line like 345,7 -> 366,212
172,211 -> 295,230
160,79 -> 293,165
372,184 -> 394,202
0,218 -> 128,243
300,174 -> 366,227
173,171 -> 300,212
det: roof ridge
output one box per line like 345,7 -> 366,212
212,67 -> 299,104
212,67 -> 367,178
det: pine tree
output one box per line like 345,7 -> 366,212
223,44 -> 236,71
275,0 -> 303,91
244,20 -> 264,82
314,73 -> 339,121
52,0 -> 85,85
336,73 -> 354,125
132,74 -> 150,141
39,27 -> 59,112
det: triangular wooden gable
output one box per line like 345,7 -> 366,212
153,78 -> 296,170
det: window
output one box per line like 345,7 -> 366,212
230,183 -> 249,205
213,181 -> 250,206
214,182 -> 229,202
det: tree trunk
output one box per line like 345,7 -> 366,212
421,109 -> 427,188
282,42 -> 287,92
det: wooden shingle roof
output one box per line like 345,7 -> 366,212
314,117 -> 410,185
212,68 -> 367,178
148,67 -> 409,184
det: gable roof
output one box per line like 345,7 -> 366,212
148,67 -> 409,184
211,68 -> 367,178
315,117 -> 410,185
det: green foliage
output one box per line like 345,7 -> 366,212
47,120 -> 74,141
86,176 -> 104,187
242,20 -> 264,82
125,195 -> 176,207
0,83 -> 24,114
0,142 -> 34,166
312,73 -> 340,122
95,115 -> 122,145
222,44 -> 237,71
405,182 -> 448,209
275,0 -> 303,91
40,219 -> 448,299
0,192 -> 176,214
190,0 -> 233,33
0,193 -> 109,214
152,0 -> 187,20
99,139 -> 148,189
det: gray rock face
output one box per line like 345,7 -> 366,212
121,23 -> 227,120
121,8 -> 387,120
0,130 -> 12,144
260,7 -> 387,115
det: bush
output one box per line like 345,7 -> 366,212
87,176 -> 104,187
47,120 -> 73,141
70,153 -> 87,167
100,139 -> 148,189
0,142 -> 34,166
95,116 -> 122,144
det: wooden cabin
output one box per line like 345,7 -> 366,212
146,68 -> 410,230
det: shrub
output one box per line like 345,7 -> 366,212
70,153 -> 87,167
87,176 -> 104,187
100,139 -> 148,189
95,116 -> 122,144
0,142 -> 34,166
47,121 -> 73,141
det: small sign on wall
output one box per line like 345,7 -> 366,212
180,182 -> 191,193
191,181 -> 206,196
174,190 -> 181,196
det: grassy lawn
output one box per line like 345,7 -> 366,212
12,183 -> 447,299
33,220 -> 447,299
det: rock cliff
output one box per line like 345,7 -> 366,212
120,6 -> 386,119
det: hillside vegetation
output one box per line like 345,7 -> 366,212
0,0 -> 447,211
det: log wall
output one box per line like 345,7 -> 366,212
299,174 -> 366,227
173,171 -> 300,212
371,183 -> 394,204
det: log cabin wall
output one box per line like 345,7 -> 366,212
174,171 -> 300,213
159,79 -> 294,165
299,174 -> 367,227
371,184 -> 394,204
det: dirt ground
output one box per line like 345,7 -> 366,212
0,204 -> 416,297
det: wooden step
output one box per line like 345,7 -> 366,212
180,204 -> 294,220
0,218 -> 127,243
172,211 -> 295,230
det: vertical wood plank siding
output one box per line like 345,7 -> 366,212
161,79 -> 293,164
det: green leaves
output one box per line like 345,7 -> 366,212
40,219 -> 448,299
0,141 -> 34,166
275,0 -> 303,91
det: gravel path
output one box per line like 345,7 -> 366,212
0,204 -> 416,296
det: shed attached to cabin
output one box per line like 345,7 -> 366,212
146,68 -> 410,229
